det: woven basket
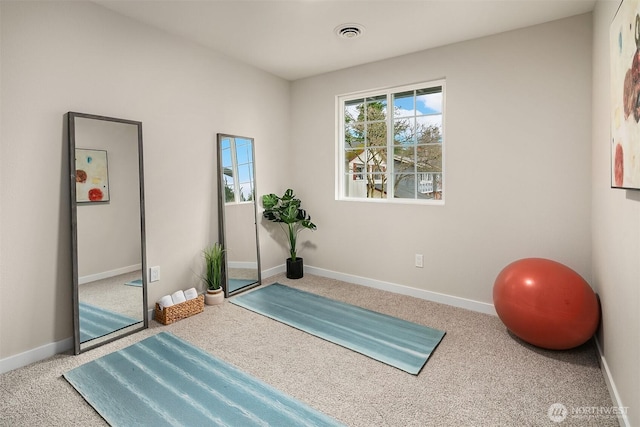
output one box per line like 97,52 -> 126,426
154,295 -> 204,325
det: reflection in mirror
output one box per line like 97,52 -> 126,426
217,134 -> 261,297
68,112 -> 147,354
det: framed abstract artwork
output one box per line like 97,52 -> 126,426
75,149 -> 110,202
611,0 -> 640,190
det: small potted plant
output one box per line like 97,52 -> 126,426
262,189 -> 317,279
202,242 -> 225,305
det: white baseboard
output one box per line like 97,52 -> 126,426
228,261 -> 258,269
0,337 -> 73,374
261,263 -> 286,279
594,337 -> 630,427
261,264 -> 496,315
304,265 -> 497,315
79,264 -> 141,285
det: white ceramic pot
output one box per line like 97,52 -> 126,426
204,288 -> 224,305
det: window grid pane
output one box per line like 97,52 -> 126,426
340,80 -> 444,202
344,95 -> 388,199
366,121 -> 387,148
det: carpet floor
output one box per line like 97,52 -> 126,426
0,273 -> 616,426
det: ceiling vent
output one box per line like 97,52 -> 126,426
335,24 -> 365,39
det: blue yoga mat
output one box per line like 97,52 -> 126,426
124,279 -> 143,287
231,283 -> 445,375
79,302 -> 139,342
228,278 -> 257,293
64,332 -> 345,427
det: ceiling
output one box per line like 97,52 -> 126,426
94,0 -> 597,81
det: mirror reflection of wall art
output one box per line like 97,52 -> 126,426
611,0 -> 640,190
75,149 -> 110,202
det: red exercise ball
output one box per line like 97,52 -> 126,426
493,258 -> 600,350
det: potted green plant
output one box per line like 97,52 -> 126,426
202,242 -> 225,305
262,189 -> 317,279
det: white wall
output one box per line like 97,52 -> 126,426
0,1 -> 290,359
290,14 -> 593,305
592,1 -> 639,425
225,203 -> 259,264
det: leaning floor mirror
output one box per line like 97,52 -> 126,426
68,112 -> 147,354
217,133 -> 261,297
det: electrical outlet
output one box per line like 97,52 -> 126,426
415,254 -> 424,268
149,266 -> 160,282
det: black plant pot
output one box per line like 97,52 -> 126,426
286,257 -> 304,279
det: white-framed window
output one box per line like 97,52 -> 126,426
337,80 -> 445,203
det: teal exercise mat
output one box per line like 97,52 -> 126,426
231,283 -> 445,375
64,332 -> 345,427
124,279 -> 142,287
228,278 -> 257,293
79,302 -> 139,342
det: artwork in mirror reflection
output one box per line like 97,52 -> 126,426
75,149 -> 110,203
218,134 -> 261,296
69,113 -> 147,354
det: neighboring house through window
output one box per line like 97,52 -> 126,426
337,80 -> 445,203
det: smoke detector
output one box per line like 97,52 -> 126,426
335,23 -> 365,39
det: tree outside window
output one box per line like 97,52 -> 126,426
340,81 -> 444,202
